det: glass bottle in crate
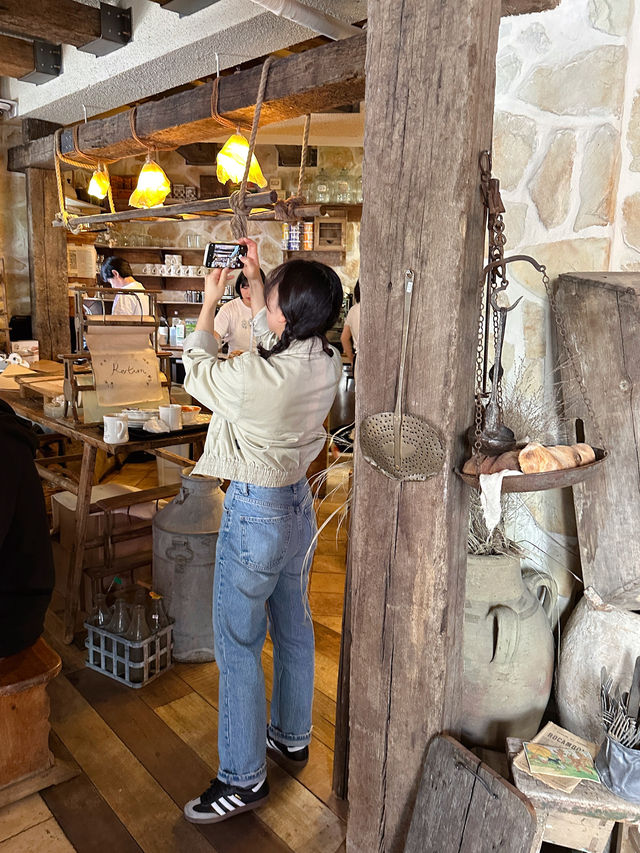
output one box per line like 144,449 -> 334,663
105,598 -> 130,675
124,604 -> 151,683
148,591 -> 169,633
89,593 -> 113,666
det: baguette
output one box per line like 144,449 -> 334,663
489,450 -> 521,474
548,445 -> 580,469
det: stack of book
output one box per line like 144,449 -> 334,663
515,722 -> 600,792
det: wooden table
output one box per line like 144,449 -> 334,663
507,738 -> 640,852
0,389 -> 209,644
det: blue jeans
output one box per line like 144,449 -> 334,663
214,477 -> 316,787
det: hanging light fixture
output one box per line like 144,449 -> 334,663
216,133 -> 267,188
129,153 -> 172,208
87,164 -> 110,200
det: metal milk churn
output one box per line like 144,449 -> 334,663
153,469 -> 225,662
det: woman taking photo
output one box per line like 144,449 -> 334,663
181,236 -> 343,825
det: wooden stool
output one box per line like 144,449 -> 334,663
0,638 -> 61,788
507,737 -> 640,852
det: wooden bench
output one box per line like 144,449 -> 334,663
0,638 -> 61,789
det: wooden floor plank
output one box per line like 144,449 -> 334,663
41,733 -> 142,853
155,691 -> 346,853
48,674 -> 216,853
69,668 -> 292,853
0,795 -> 52,844
0,818 -> 75,853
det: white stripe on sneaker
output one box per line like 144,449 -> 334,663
251,781 -> 263,792
211,802 -> 226,816
218,797 -> 235,812
229,795 -> 244,806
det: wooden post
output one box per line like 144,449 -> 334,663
346,0 -> 502,850
25,168 -> 70,360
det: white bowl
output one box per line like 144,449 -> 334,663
181,405 -> 201,424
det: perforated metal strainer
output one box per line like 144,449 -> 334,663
360,270 -> 445,481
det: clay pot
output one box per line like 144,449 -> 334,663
557,587 -> 640,744
462,554 -> 557,748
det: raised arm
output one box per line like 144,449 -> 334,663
237,237 -> 265,317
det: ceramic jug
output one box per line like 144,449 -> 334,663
462,554 -> 557,748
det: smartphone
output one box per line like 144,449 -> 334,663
203,242 -> 248,270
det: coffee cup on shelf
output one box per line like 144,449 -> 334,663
103,413 -> 129,444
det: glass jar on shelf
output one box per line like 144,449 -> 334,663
354,173 -> 363,204
312,169 -> 331,204
335,168 -> 352,204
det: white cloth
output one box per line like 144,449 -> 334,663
479,470 -> 523,534
214,297 -> 254,352
112,280 -> 150,317
182,307 -> 342,487
344,302 -> 360,351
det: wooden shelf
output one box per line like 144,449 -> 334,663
283,249 -> 346,266
95,245 -> 204,251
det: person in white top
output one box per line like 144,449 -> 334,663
100,256 -> 150,316
213,268 -> 266,355
340,279 -> 360,368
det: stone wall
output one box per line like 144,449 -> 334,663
492,0 -> 639,616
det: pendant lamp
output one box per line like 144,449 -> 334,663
87,165 -> 110,200
216,133 -> 267,188
129,153 -> 172,208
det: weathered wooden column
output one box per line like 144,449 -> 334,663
346,0 -> 502,850
25,149 -> 69,360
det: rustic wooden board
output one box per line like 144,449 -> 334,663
404,736 -> 536,853
346,0 -> 502,849
0,816 -> 76,852
41,733 -> 143,853
0,34 -> 35,79
0,0 -> 101,47
25,169 -> 70,361
616,822 -> 640,852
47,674 -> 215,853
556,273 -> 640,608
9,35 -> 367,171
68,668 -> 290,853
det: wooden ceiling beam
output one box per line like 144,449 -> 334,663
8,32 -> 367,172
502,0 -> 560,13
0,0 -> 101,47
0,33 -> 35,79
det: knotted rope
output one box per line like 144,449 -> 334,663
273,112 -> 311,222
230,55 -> 274,239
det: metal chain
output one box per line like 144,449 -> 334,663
540,267 -> 607,451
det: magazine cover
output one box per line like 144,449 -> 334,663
523,742 -> 600,782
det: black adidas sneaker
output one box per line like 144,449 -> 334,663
266,733 -> 309,770
183,777 -> 269,824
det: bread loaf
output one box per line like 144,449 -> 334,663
548,445 -> 580,469
518,442 -> 562,474
462,454 -> 486,475
573,443 -> 596,465
489,450 -> 521,474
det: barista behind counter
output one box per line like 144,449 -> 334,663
101,256 -> 151,316
214,268 -> 266,355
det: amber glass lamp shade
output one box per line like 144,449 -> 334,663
216,133 -> 267,188
88,166 -> 110,200
129,154 -> 172,208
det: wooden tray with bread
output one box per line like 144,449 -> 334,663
456,442 -> 607,493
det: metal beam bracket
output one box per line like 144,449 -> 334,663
79,3 -> 132,57
160,0 -> 222,17
20,41 -> 62,85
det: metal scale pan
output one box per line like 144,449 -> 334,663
455,447 -> 608,493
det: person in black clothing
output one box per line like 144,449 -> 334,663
0,400 -> 54,658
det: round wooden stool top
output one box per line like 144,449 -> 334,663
0,637 -> 62,697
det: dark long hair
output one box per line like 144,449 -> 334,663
236,267 -> 266,297
101,256 -> 132,283
259,259 -> 343,360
